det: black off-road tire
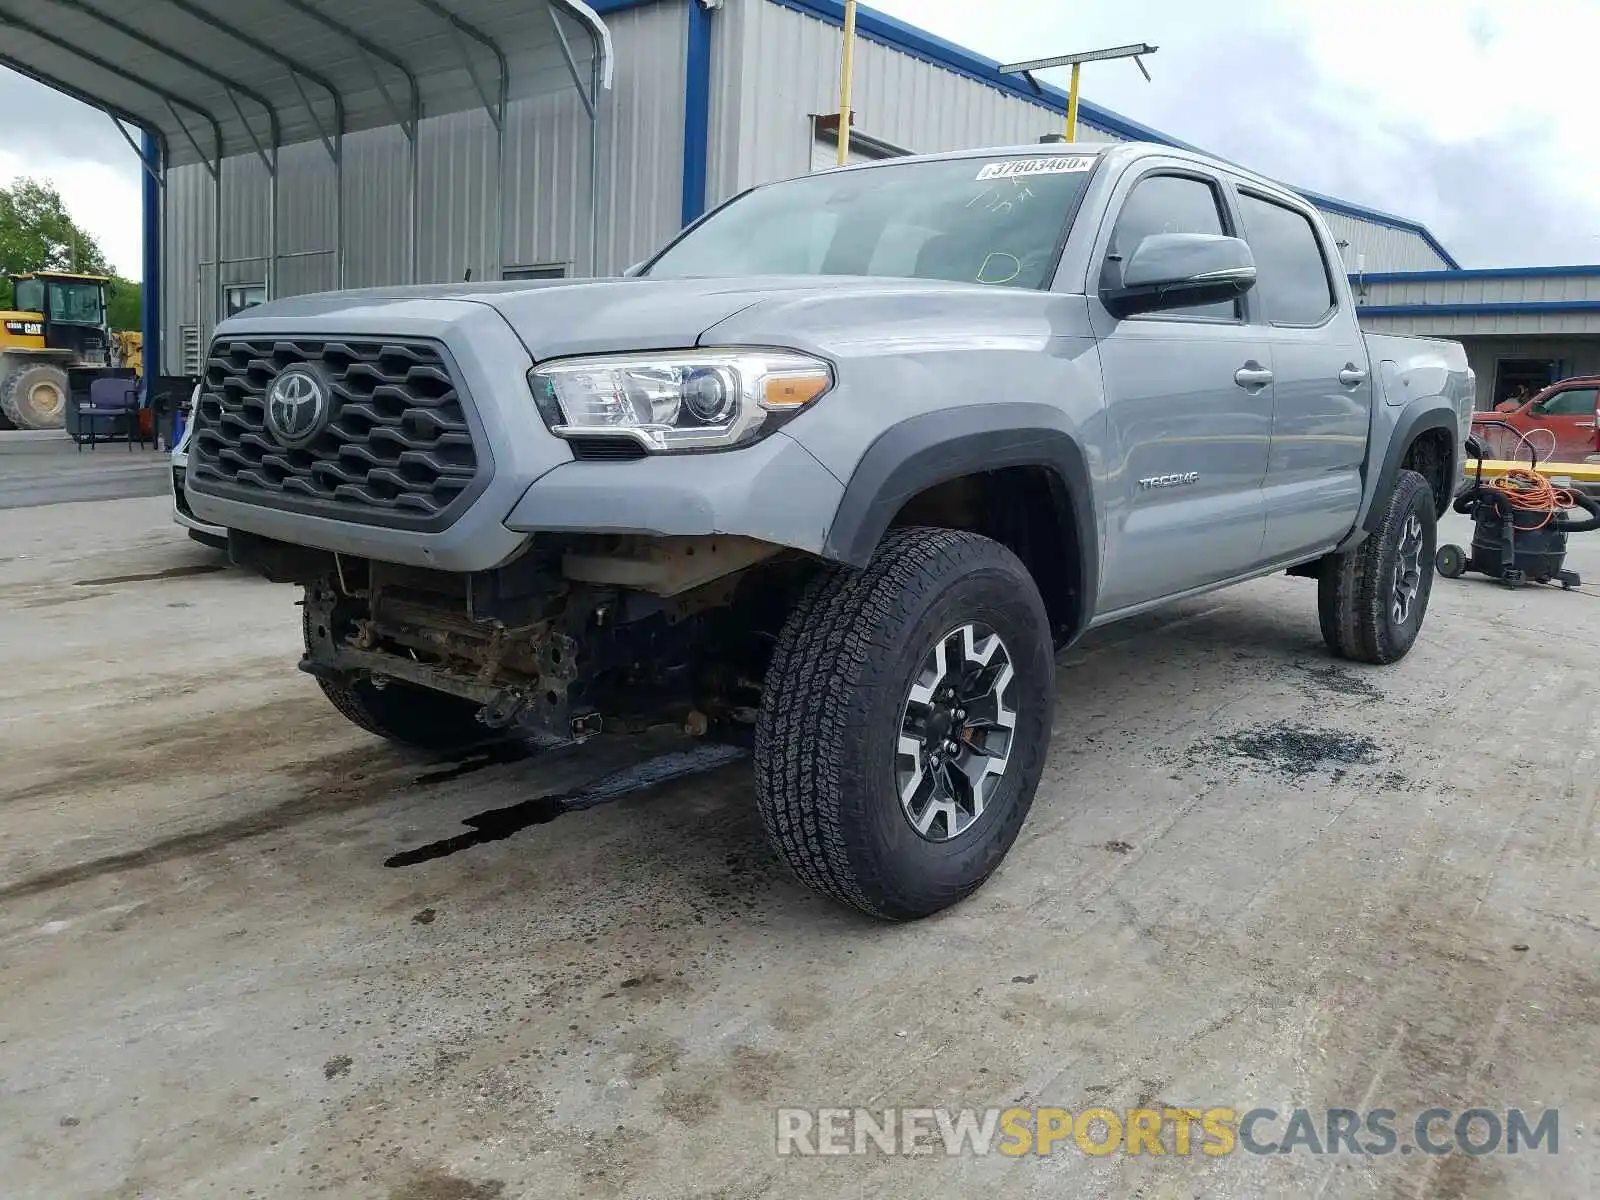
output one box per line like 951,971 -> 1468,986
754,527 -> 1055,921
1318,469 -> 1437,664
0,361 -> 70,430
303,605 -> 491,752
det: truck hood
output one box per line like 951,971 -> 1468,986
215,275 -> 1005,361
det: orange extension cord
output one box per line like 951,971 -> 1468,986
1486,468 -> 1581,530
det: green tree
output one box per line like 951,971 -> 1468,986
105,276 -> 141,331
0,177 -> 111,278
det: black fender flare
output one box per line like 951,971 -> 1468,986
821,402 -> 1098,635
1362,399 -> 1460,534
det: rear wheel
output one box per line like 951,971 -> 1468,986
303,603 -> 492,752
754,527 -> 1055,920
1318,469 -> 1437,664
0,361 -> 69,430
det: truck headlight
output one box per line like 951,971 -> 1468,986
529,349 -> 833,452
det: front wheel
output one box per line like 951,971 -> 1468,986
1318,469 -> 1437,664
754,528 -> 1056,920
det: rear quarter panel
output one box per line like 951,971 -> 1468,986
1355,332 -> 1473,531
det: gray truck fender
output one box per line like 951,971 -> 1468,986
1352,397 -> 1460,543
820,402 -> 1098,620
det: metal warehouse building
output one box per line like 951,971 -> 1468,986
0,0 -> 1573,406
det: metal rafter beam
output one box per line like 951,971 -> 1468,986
274,0 -> 421,138
156,0 -> 345,163
546,0 -> 596,119
409,0 -> 507,129
0,4 -> 223,168
40,0 -> 282,167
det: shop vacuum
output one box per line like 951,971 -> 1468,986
1437,436 -> 1600,589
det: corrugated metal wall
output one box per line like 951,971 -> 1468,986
161,0 -> 685,370
1319,211 -> 1448,274
1359,312 -> 1600,338
708,0 -> 1128,205
1362,273 -> 1600,307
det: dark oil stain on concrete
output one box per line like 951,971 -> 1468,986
323,1054 -> 353,1079
19,592 -> 102,609
411,908 -> 437,925
1199,723 -> 1383,780
1102,840 -> 1134,854
388,1168 -> 506,1200
410,741 -> 534,787
74,563 -> 227,586
385,743 -> 748,869
1295,662 -> 1383,700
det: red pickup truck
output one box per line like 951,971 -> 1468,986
1473,377 -> 1600,463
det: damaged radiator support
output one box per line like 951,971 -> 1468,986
300,580 -> 586,743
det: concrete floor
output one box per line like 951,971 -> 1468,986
0,431 -> 171,510
1,497 -> 1596,1199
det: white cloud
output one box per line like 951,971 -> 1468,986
0,148 -> 143,280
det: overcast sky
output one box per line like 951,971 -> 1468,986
3,0 -> 1596,279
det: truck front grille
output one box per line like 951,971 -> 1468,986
190,338 -> 483,529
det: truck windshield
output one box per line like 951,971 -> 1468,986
645,153 -> 1100,290
46,281 -> 105,326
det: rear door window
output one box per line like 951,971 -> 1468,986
1237,193 -> 1337,326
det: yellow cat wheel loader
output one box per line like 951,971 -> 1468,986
0,271 -> 127,431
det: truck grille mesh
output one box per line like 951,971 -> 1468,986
190,338 -> 481,528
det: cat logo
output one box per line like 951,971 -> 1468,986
1138,472 -> 1200,490
4,320 -> 43,337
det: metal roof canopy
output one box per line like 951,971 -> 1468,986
0,0 -> 614,313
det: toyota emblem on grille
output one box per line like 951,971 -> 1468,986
264,365 -> 331,446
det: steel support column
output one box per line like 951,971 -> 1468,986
140,129 -> 162,390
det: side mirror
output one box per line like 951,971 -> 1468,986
622,261 -> 647,278
1102,233 -> 1257,318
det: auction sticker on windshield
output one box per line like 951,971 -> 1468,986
976,156 -> 1096,180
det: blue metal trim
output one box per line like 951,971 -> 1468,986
1356,265 -> 1600,284
140,129 -> 162,387
1357,301 -> 1600,317
681,0 -> 711,226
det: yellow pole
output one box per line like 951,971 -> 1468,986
1065,61 -> 1081,141
837,0 -> 858,165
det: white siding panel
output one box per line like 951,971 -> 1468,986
1360,312 -> 1600,337
1362,275 -> 1600,306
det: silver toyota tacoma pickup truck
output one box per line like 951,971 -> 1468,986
188,142 -> 1472,920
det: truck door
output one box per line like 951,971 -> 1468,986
1235,189 -> 1371,562
1523,383 -> 1599,462
1088,167 -> 1273,614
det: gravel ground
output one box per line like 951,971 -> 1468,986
1,497 -> 1596,1199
